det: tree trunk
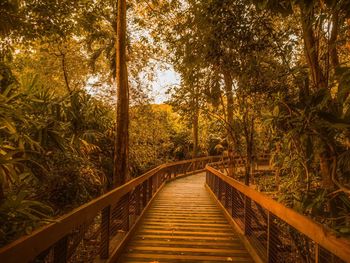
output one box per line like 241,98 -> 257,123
243,114 -> 254,186
223,70 -> 234,176
300,5 -> 333,190
329,10 -> 340,70
319,151 -> 333,190
113,0 -> 129,187
223,70 -> 234,136
192,97 -> 199,158
300,7 -> 326,90
0,182 -> 4,204
59,49 -> 72,95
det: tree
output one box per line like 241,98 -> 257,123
113,0 -> 129,187
254,0 -> 350,191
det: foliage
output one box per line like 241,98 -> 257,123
1,0 -> 350,247
144,0 -> 350,236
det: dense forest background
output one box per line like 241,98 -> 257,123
1,0 -> 350,247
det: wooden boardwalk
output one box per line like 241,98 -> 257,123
118,173 -> 253,262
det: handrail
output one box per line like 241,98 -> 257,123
206,164 -> 350,262
0,155 -> 223,263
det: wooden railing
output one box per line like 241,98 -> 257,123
0,156 -> 223,263
206,164 -> 350,263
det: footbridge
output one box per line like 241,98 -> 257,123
0,156 -> 349,263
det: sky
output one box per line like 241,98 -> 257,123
150,68 -> 181,104
85,65 -> 181,105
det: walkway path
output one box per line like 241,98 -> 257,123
118,173 -> 253,262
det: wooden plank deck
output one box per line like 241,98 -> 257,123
117,173 -> 253,262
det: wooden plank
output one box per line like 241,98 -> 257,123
137,230 -> 236,237
143,218 -> 228,224
125,246 -> 249,254
132,234 -> 238,241
142,222 -> 230,227
129,240 -> 244,248
120,253 -> 252,262
142,224 -> 231,230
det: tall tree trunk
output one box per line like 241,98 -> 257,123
192,96 -> 199,158
113,0 -> 129,187
223,70 -> 234,136
223,70 -> 234,176
192,110 -> 199,158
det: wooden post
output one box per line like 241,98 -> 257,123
142,181 -> 147,207
213,175 -> 216,194
231,188 -> 236,217
315,244 -> 319,263
215,176 -> 219,196
100,206 -> 110,259
123,193 -> 130,231
244,196 -> 252,235
267,212 -> 277,262
53,236 -> 68,263
167,171 -> 172,181
218,179 -> 222,201
225,183 -> 230,208
135,187 -> 141,216
148,177 -> 153,200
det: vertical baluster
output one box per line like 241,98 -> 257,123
53,236 -> 68,263
267,212 -> 277,262
100,206 -> 110,259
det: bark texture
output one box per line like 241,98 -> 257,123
113,0 -> 129,187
